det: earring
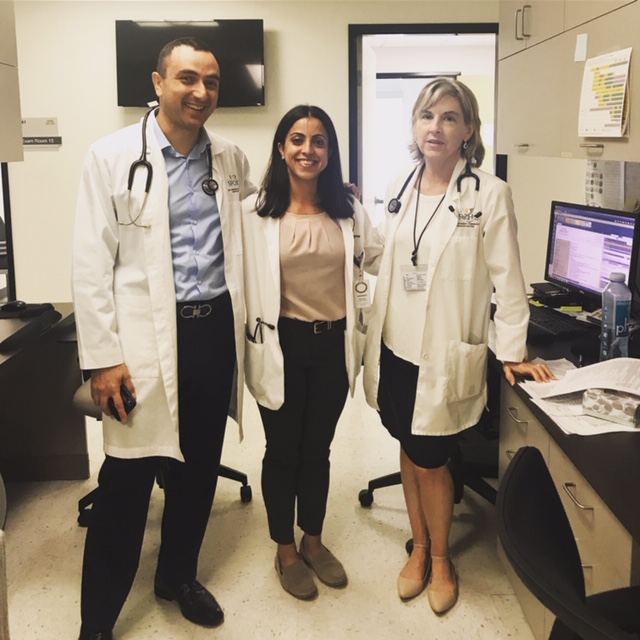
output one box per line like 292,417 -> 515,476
462,140 -> 469,150
281,155 -> 285,160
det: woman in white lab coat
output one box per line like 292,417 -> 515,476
242,105 -> 382,601
362,78 -> 553,614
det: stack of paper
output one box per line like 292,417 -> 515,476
519,357 -> 640,435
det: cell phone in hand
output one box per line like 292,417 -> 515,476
108,384 -> 137,421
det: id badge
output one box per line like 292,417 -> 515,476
354,278 -> 371,308
401,264 -> 428,291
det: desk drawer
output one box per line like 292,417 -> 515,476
548,438 -> 633,593
500,381 -> 550,478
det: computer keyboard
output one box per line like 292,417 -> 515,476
528,303 -> 596,338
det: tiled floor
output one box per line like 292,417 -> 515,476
3,386 -> 534,639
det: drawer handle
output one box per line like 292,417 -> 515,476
507,407 -> 528,426
563,482 -> 594,511
506,449 -> 517,461
521,4 -> 532,38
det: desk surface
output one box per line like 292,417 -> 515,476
0,302 -> 88,481
521,336 -> 640,545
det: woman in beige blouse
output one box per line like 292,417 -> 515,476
242,105 -> 382,600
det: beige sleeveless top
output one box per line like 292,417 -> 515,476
279,211 -> 346,321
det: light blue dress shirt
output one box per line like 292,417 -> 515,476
152,114 -> 226,302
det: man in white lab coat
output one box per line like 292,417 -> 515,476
72,38 -> 255,640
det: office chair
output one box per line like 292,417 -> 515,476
73,379 -> 252,527
497,446 -> 640,640
358,365 -> 500,509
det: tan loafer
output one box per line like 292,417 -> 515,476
274,553 -> 318,600
299,539 -> 348,588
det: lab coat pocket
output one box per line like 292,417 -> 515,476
445,340 -> 487,401
114,295 -> 160,378
244,331 -> 284,410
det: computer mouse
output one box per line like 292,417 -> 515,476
1,300 -> 27,312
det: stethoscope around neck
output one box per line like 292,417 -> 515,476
387,161 -> 481,218
123,104 -> 219,228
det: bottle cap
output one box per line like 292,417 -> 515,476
609,272 -> 626,282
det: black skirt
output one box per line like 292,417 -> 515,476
377,340 -> 458,469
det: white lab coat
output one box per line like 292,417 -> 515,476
72,116 -> 256,460
363,158 -> 529,436
242,196 -> 383,410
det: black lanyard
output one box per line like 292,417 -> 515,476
411,165 -> 446,267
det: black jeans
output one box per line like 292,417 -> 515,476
81,293 -> 235,632
258,318 -> 349,545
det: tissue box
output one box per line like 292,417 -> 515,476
582,388 -> 640,428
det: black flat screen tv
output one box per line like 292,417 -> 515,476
115,20 -> 265,108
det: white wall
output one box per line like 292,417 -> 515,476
9,0 -> 499,302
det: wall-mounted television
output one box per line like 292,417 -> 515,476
115,20 -> 265,108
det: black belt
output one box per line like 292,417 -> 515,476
177,291 -> 230,319
279,316 -> 346,335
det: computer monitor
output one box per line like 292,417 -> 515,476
544,201 -> 640,317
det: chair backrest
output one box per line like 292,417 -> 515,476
73,378 -> 101,420
496,446 -> 635,640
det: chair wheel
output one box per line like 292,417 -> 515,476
358,489 -> 374,507
240,485 -> 252,503
405,538 -> 413,556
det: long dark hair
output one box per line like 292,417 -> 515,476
256,105 -> 354,219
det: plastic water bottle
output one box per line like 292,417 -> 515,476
600,272 -> 632,360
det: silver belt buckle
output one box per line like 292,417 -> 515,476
180,303 -> 212,319
313,320 -> 332,334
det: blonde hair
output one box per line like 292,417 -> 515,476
408,77 -> 485,168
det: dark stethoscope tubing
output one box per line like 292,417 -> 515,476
387,161 -> 481,217
127,106 -> 219,201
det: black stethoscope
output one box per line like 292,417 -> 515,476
387,161 -> 481,219
124,106 -> 219,227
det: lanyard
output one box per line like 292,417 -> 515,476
411,165 -> 446,267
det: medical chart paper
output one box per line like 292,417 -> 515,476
578,47 -> 632,138
520,357 -> 640,435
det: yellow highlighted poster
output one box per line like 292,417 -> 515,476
579,47 -> 632,138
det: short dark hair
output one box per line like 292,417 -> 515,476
257,105 -> 353,220
156,37 -> 215,77
409,77 -> 485,167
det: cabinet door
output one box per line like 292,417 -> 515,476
498,0 -> 639,160
0,64 -> 23,163
547,437 -> 635,595
564,0 -> 636,32
499,0 -> 565,61
0,1 -> 18,67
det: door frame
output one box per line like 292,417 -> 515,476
348,22 -> 500,186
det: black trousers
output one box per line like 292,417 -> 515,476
258,318 -> 349,545
81,293 -> 235,632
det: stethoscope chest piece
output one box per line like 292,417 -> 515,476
202,179 -> 218,196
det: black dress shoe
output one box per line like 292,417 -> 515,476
78,629 -> 113,640
154,572 -> 224,627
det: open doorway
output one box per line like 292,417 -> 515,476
348,24 -> 499,224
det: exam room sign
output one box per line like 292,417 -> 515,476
22,118 -> 61,146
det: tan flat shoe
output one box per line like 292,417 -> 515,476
397,542 -> 431,600
427,555 -> 458,614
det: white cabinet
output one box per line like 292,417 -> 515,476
548,437 -> 638,596
497,0 -> 639,160
498,1 -> 564,60
498,380 -> 554,640
0,0 -> 23,163
498,380 -> 640,640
